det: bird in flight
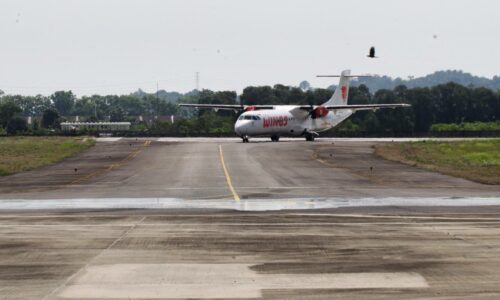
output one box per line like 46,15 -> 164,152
367,46 -> 377,58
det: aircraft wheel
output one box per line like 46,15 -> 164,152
271,135 -> 280,142
305,134 -> 315,142
242,137 -> 249,143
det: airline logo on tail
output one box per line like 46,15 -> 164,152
341,86 -> 347,101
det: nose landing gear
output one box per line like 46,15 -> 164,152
242,136 -> 249,143
271,135 -> 280,142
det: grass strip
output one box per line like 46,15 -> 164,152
0,136 -> 95,176
375,139 -> 500,185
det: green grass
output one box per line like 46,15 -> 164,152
0,136 -> 95,176
431,121 -> 500,132
375,139 -> 500,185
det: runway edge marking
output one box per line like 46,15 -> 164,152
218,144 -> 241,201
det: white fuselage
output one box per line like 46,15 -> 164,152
234,106 -> 353,137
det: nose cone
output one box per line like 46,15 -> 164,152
235,120 -> 248,136
235,121 -> 243,136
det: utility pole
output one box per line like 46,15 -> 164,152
156,82 -> 159,120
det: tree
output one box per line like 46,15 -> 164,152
362,112 -> 380,133
304,88 -> 333,105
32,119 -> 39,131
6,117 -> 27,134
119,95 -> 145,116
0,101 -> 22,128
285,87 -> 304,105
241,86 -> 281,105
406,87 -> 434,133
73,97 -> 94,117
41,108 -> 61,129
3,94 -> 52,116
51,91 -> 75,116
373,89 -> 415,134
193,90 -> 238,117
109,107 -> 125,122
349,85 -> 372,105
468,87 -> 496,122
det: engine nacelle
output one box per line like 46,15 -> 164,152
312,106 -> 329,118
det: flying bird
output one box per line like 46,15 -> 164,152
367,46 -> 377,58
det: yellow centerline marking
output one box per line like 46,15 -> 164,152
218,144 -> 240,201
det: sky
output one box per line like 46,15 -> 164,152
0,0 -> 499,96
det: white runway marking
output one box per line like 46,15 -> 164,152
59,264 -> 428,299
0,197 -> 499,211
95,137 -> 122,142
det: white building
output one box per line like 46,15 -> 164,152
60,122 -> 131,131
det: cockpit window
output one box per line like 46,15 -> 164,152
239,115 -> 260,121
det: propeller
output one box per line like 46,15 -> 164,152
307,105 -> 328,119
308,102 -> 316,119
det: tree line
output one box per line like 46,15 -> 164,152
0,81 -> 499,136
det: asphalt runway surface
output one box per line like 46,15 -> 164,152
1,137 -> 500,299
0,137 -> 498,200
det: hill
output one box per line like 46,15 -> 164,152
325,70 -> 500,92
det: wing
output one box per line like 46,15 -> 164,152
297,103 -> 410,112
326,103 -> 410,111
178,103 -> 274,111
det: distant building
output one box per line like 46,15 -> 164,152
60,122 -> 131,132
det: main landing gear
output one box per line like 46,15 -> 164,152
305,133 -> 315,142
270,135 -> 280,142
242,136 -> 249,143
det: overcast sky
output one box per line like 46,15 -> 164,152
1,0 -> 499,96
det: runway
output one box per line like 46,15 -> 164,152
1,137 -> 499,299
4,208 -> 500,299
0,137 -> 498,200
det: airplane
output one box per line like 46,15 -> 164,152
179,70 -> 410,142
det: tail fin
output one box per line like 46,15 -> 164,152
321,69 -> 351,106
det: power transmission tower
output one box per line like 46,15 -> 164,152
156,82 -> 159,120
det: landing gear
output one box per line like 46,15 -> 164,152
242,136 -> 249,143
305,133 -> 315,142
270,135 -> 280,142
